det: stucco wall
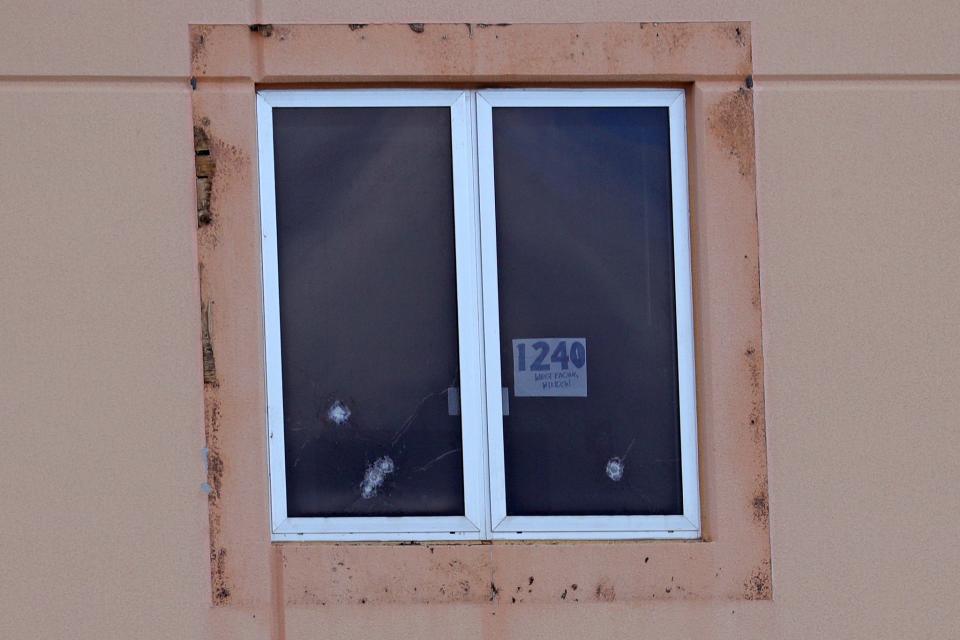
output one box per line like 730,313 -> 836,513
1,2 -> 958,639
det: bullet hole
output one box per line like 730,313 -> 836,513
326,400 -> 351,425
605,457 -> 625,481
360,456 -> 395,499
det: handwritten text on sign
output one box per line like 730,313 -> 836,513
512,338 -> 588,397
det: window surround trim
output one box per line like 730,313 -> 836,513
258,88 -> 699,542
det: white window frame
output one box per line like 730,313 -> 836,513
476,89 -> 700,540
257,88 -> 699,542
258,90 -> 488,541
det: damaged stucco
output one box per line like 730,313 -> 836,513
190,20 -> 770,618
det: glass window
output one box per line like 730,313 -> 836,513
272,106 -> 464,518
489,106 -> 682,517
258,88 -> 698,541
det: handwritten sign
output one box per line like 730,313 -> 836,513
512,338 -> 587,397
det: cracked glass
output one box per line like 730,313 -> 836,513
272,106 -> 465,517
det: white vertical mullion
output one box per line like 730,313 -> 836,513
668,91 -> 701,532
466,90 -> 494,539
257,94 -> 289,532
450,91 -> 488,533
474,93 -> 509,529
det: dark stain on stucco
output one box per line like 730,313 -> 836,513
708,87 -> 756,178
744,561 -> 772,600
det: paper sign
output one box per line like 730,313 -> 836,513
512,338 -> 587,397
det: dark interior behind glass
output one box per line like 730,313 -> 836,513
492,106 -> 684,516
272,107 -> 465,517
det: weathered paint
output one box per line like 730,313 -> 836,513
191,23 -> 752,83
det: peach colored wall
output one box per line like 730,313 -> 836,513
1,3 -> 958,640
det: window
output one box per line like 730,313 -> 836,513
257,88 -> 699,541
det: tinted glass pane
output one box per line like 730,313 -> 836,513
273,107 -> 464,517
492,106 -> 683,516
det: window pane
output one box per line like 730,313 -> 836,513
492,106 -> 683,516
272,107 -> 464,517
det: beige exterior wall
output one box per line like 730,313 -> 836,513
1,3 -> 957,639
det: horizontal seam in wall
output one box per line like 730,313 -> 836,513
753,74 -> 960,83
0,75 -> 188,86
3,74 -> 960,85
